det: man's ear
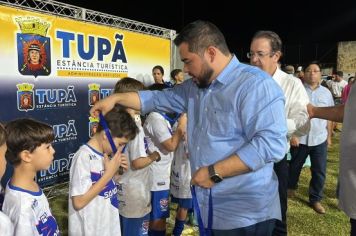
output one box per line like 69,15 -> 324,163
205,46 -> 217,63
19,150 -> 32,163
274,51 -> 282,63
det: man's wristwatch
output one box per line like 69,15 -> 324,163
208,164 -> 223,183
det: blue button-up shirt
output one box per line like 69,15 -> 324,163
139,56 -> 287,229
300,84 -> 334,146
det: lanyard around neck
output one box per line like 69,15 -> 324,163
99,113 -> 126,174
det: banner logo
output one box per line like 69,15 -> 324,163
89,116 -> 99,138
17,83 -> 35,111
16,17 -> 51,77
88,83 -> 100,106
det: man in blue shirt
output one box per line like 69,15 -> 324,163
91,20 -> 287,235
288,61 -> 334,214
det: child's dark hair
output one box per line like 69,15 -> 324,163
114,77 -> 145,93
5,118 -> 54,166
0,123 -> 6,146
170,69 -> 182,80
97,106 -> 138,141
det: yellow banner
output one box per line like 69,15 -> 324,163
0,4 -> 171,79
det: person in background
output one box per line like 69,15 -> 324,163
3,118 -> 60,236
170,113 -> 192,236
249,30 -> 310,236
295,66 -> 305,83
144,83 -> 186,236
326,71 -> 347,132
152,65 -> 173,87
170,69 -> 185,85
288,61 -> 334,214
114,77 -> 161,236
68,108 -> 138,236
341,76 -> 355,104
91,20 -> 287,236
284,65 -> 295,75
0,123 -> 14,236
307,80 -> 356,236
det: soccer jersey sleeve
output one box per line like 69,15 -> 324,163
69,147 -> 92,197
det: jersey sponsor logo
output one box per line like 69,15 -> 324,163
36,212 -> 60,236
91,172 -> 119,208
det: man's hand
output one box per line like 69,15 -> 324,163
90,95 -> 118,117
191,166 -> 214,188
290,136 -> 300,147
307,103 -> 315,119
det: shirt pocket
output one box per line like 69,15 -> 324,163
207,108 -> 236,137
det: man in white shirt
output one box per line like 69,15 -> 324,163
326,71 -> 347,104
249,31 -> 310,236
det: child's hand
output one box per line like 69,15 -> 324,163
103,151 -> 122,177
118,154 -> 128,173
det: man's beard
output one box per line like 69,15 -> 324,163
194,62 -> 214,89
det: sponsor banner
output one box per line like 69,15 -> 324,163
0,5 -> 171,187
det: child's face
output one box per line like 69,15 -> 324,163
31,143 -> 55,170
103,137 -> 128,155
0,143 -> 7,178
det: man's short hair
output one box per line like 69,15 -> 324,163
336,71 -> 343,77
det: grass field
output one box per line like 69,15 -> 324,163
49,131 -> 349,236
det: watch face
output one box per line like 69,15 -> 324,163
211,174 -> 223,183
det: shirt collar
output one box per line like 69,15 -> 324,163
213,54 -> 240,86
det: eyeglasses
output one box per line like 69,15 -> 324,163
247,51 -> 274,59
305,70 -> 321,73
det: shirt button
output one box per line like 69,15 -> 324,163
197,146 -> 200,150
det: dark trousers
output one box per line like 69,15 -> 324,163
351,218 -> 356,236
288,141 -> 327,203
272,155 -> 288,236
212,219 -> 275,236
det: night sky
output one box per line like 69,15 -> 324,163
58,0 -> 356,66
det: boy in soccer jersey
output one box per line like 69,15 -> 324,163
170,113 -> 193,236
114,77 -> 161,236
3,118 -> 60,236
0,123 -> 14,236
68,107 -> 138,236
143,83 -> 187,236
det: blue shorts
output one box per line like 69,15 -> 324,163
170,195 -> 193,209
150,190 -> 170,220
120,213 -> 150,236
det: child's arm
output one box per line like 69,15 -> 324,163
161,114 -> 187,152
131,151 -> 160,170
71,151 -> 122,211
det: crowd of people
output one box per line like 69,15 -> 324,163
0,19 -> 355,236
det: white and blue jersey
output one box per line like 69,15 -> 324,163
69,144 -> 121,236
143,112 -> 174,192
118,124 -> 152,218
2,183 -> 60,236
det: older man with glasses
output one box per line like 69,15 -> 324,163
249,31 -> 310,236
